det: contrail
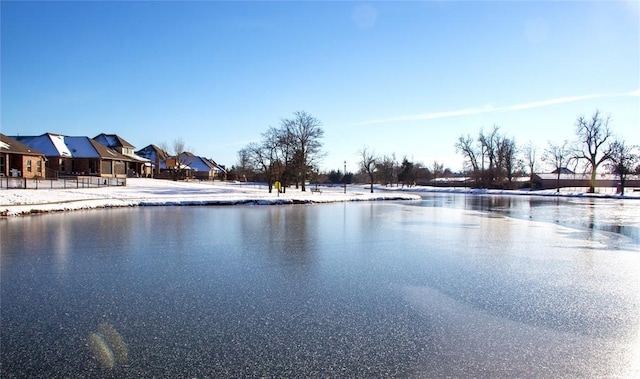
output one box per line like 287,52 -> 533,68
354,90 -> 639,126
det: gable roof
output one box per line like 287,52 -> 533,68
205,157 -> 227,173
0,133 -> 46,156
94,133 -> 150,163
136,144 -> 169,161
93,133 -> 135,149
179,152 -> 216,172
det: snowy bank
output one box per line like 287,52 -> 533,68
0,178 -> 421,217
379,184 -> 640,199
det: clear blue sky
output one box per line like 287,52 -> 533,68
2,1 -> 638,173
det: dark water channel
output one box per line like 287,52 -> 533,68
1,194 -> 639,378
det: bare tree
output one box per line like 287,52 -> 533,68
574,110 -> 614,193
234,148 -> 251,182
359,147 -> 377,193
376,153 -> 397,186
478,126 -> 500,186
161,138 -> 192,180
432,161 -> 444,185
498,136 -> 518,187
280,111 -> 325,192
607,140 -> 639,196
244,139 -> 278,193
524,141 -> 538,190
543,140 -> 571,192
455,134 -> 480,185
265,126 -> 291,191
457,126 -> 518,188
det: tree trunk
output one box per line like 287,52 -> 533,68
589,170 -> 596,193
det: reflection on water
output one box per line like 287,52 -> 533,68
416,193 -> 640,245
1,196 -> 639,378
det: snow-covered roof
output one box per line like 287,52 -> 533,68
0,133 -> 46,155
181,154 -> 216,172
204,157 -> 227,173
12,134 -> 72,157
128,153 -> 151,163
12,133 -> 132,160
94,133 -> 135,149
65,136 -> 101,158
136,145 -> 169,161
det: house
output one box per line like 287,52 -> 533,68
11,133 -> 132,178
177,152 -> 217,181
135,144 -> 169,178
0,133 -> 47,179
94,133 -> 152,177
204,157 -> 227,181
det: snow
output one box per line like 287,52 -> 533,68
2,178 -> 638,217
0,178 -> 421,216
50,134 -> 73,157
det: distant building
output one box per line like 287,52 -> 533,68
534,170 -> 640,191
176,152 -> 227,181
0,133 -> 47,179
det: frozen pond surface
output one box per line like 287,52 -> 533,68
1,194 -> 639,378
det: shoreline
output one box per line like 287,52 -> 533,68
0,178 -> 422,217
1,178 -> 638,217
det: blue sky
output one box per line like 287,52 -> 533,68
2,1 -> 638,173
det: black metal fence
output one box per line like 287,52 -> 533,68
0,176 -> 126,189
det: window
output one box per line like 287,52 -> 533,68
27,160 -> 32,172
37,160 -> 42,173
89,160 -> 98,174
0,156 -> 5,175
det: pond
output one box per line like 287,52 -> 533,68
1,194 -> 639,378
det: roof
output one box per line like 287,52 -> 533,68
94,133 -> 149,162
12,133 -> 71,157
204,157 -> 227,173
136,144 -> 169,161
551,167 -> 575,174
12,133 -> 131,160
93,133 -> 135,149
180,153 -> 216,172
0,133 -> 46,156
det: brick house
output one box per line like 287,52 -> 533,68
0,133 -> 47,178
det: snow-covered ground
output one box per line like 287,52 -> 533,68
0,178 -> 421,216
1,178 -> 637,217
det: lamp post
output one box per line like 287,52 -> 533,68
343,160 -> 347,194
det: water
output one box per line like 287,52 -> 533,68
1,194 -> 639,378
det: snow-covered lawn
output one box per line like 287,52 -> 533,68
0,178 -> 421,216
